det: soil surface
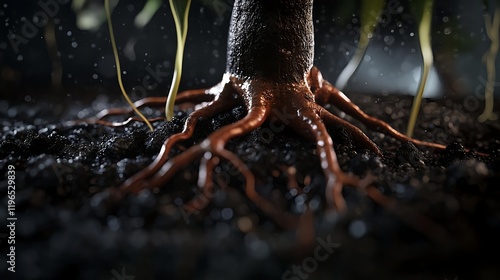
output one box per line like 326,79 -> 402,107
1,93 -> 500,280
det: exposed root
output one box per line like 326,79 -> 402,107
182,155 -> 218,213
86,66 -> 478,240
318,105 -> 381,155
125,98 -> 299,229
288,105 -> 373,212
311,67 -> 488,156
365,186 -> 451,245
121,84 -> 238,191
95,97 -> 166,120
64,88 -> 216,129
313,74 -> 448,152
217,148 -> 298,229
175,88 -> 216,104
95,88 -> 214,119
66,116 -> 165,127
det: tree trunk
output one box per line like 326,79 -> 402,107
226,0 -> 314,84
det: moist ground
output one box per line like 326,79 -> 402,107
1,93 -> 499,280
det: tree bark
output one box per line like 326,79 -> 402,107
226,0 -> 314,84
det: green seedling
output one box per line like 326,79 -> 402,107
478,3 -> 499,122
91,0 -> 486,230
335,0 -> 385,90
134,0 -> 162,28
406,0 -> 434,138
104,0 -> 154,131
165,0 -> 192,121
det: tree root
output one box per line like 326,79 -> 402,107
83,67 -> 471,238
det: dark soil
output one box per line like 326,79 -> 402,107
1,93 -> 500,280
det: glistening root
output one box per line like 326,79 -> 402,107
84,67 -> 463,236
65,87 -> 217,127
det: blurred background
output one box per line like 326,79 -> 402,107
0,0 -> 499,113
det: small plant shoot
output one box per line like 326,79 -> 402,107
3,2 -> 500,277
134,0 -> 162,29
335,0 -> 385,90
104,0 -> 154,131
165,0 -> 192,121
406,0 -> 434,138
478,1 -> 500,122
87,0 -> 491,230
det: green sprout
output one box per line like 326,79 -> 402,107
406,0 -> 434,138
104,0 -> 154,131
336,0 -> 385,89
478,4 -> 499,122
165,0 -> 192,121
74,0 -> 118,31
134,0 -> 162,29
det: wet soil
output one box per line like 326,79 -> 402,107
1,93 -> 500,280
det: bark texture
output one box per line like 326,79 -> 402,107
226,0 -> 314,83
88,0 -> 466,235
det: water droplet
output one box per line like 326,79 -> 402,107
221,208 -> 233,220
7,108 -> 17,118
368,68 -> 379,77
384,35 -> 395,46
349,220 -> 367,238
71,42 -> 78,48
238,217 -> 252,232
107,216 -> 120,231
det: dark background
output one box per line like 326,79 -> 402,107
1,2 -> 500,279
0,0 -> 498,109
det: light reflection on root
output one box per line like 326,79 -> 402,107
84,67 -> 459,238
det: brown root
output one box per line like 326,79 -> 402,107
318,105 -> 381,156
112,86 -> 299,229
311,66 -> 447,151
288,103 -> 373,212
121,83 -> 239,191
85,66 -> 470,238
